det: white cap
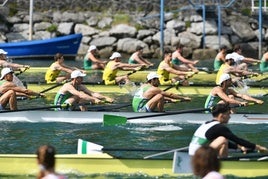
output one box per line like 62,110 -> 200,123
71,70 -> 86,79
88,45 -> 97,52
0,49 -> 7,54
147,72 -> 159,81
109,52 -> 121,60
225,54 -> 233,60
0,67 -> 13,80
219,73 -> 231,85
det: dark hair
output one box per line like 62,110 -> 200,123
220,45 -> 227,50
164,48 -> 172,55
211,103 -> 230,117
233,44 -> 241,52
192,145 -> 221,177
136,46 -> 143,51
176,43 -> 183,49
54,53 -> 63,61
36,145 -> 56,170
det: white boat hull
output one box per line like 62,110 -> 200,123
0,111 -> 267,124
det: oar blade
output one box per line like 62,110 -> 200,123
103,114 -> 127,126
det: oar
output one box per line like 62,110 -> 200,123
103,108 -> 210,126
77,139 -> 188,154
143,146 -> 189,159
39,80 -> 69,93
0,104 -> 68,113
14,66 -> 30,76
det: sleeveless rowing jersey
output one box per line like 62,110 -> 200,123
204,93 -> 221,110
83,53 -> 93,70
188,120 -> 219,155
102,61 -> 118,85
157,61 -> 172,85
45,62 -> 61,83
171,58 -> 181,65
132,84 -> 150,112
215,63 -> 228,85
214,58 -> 223,71
260,56 -> 268,73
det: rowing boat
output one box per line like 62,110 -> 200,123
0,110 -> 267,124
27,83 -> 268,95
17,67 -> 268,86
0,151 -> 267,177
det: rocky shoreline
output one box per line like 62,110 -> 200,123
0,1 -> 267,62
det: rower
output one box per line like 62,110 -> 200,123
128,46 -> 153,68
0,49 -> 30,88
157,48 -> 194,86
83,45 -> 107,70
0,68 -> 44,110
189,103 -> 268,158
228,44 -> 260,71
171,43 -> 199,73
215,54 -> 259,85
102,52 -> 144,85
204,73 -> 263,111
54,70 -> 114,111
132,72 -> 191,112
45,53 -> 86,84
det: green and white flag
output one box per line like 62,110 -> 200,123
77,139 -> 103,154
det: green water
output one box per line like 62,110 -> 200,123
1,93 -> 268,178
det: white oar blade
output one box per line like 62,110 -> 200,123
77,139 -> 103,154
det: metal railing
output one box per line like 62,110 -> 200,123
252,0 -> 267,12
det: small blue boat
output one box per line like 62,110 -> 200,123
0,33 -> 82,59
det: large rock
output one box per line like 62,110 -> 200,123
178,31 -> 201,49
74,24 -> 99,36
109,24 -> 137,38
90,36 -> 117,48
117,38 -> 148,53
58,22 -> 74,35
229,20 -> 256,41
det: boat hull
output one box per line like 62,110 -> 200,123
0,111 -> 267,124
0,154 -> 267,177
0,34 -> 82,59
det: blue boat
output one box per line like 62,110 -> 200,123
0,33 -> 82,59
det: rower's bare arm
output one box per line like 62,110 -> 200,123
166,66 -> 187,76
238,93 -> 263,104
244,58 -> 260,64
88,53 -> 106,64
216,89 -> 243,105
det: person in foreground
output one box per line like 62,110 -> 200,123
192,145 -> 224,179
157,48 -> 193,86
189,103 -> 268,158
132,72 -> 191,112
102,52 -> 144,85
83,45 -> 107,70
0,68 -> 44,110
128,46 -> 153,68
205,73 -> 263,110
45,53 -> 85,84
54,70 -> 114,111
171,43 -> 199,73
36,145 -> 66,179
